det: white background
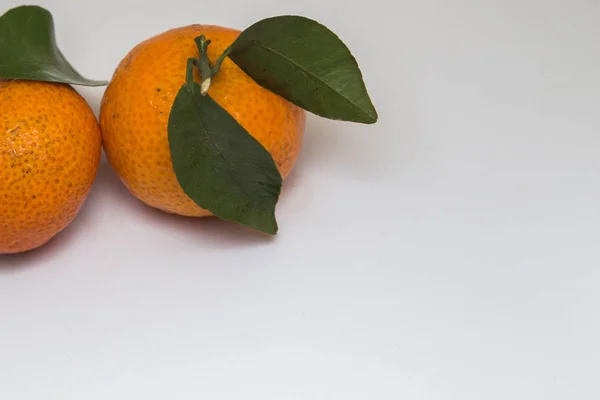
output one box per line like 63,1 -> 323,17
1,0 -> 599,398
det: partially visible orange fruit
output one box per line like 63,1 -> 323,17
100,25 -> 306,217
0,80 -> 101,254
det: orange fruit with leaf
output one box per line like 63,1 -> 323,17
100,25 -> 306,218
0,6 -> 105,253
101,16 -> 377,234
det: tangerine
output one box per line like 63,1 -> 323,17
100,25 -> 306,217
0,80 -> 101,254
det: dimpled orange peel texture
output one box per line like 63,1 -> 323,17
100,25 -> 306,217
0,80 -> 101,254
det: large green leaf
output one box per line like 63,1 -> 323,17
168,81 -> 282,234
228,15 -> 377,124
0,5 -> 107,86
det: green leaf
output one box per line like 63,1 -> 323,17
0,5 -> 107,86
168,81 -> 282,234
228,15 -> 377,124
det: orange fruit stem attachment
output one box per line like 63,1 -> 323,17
189,34 -> 232,95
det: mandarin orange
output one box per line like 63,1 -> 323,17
99,25 -> 306,217
0,80 -> 101,254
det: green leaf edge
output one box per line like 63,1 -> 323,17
228,15 -> 378,124
0,5 -> 108,86
168,79 -> 281,235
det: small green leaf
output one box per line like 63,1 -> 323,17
228,15 -> 377,124
0,5 -> 107,86
168,81 -> 282,234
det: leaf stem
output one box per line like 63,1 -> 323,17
185,58 -> 195,83
212,44 -> 233,76
192,35 -> 234,95
195,36 -> 214,95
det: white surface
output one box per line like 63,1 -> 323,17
1,0 -> 599,398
